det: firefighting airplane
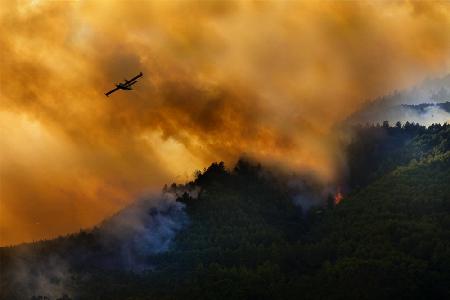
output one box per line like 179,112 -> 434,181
105,72 -> 143,97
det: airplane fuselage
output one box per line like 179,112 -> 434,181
105,72 -> 143,96
116,83 -> 134,90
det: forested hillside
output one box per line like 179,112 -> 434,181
1,124 -> 449,300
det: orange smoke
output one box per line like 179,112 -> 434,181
1,0 -> 449,245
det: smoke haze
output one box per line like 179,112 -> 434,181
98,192 -> 188,270
1,0 -> 450,245
2,191 -> 187,299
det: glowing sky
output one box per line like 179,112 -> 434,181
1,0 -> 449,245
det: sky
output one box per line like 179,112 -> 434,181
1,0 -> 449,246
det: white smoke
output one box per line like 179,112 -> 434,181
397,105 -> 450,126
99,192 -> 189,270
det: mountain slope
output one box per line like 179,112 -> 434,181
1,124 -> 449,300
76,125 -> 450,300
301,152 -> 450,299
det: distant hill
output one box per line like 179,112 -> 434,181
401,101 -> 450,113
346,74 -> 450,126
1,123 -> 449,300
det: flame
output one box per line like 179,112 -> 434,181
334,188 -> 344,205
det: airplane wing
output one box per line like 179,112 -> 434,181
105,87 -> 120,97
126,80 -> 138,87
126,72 -> 143,84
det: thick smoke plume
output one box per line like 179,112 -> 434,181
98,192 -> 188,270
1,0 -> 450,245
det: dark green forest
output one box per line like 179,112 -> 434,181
1,122 -> 449,300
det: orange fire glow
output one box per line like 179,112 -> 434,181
334,189 -> 344,205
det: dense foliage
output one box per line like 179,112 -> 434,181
1,123 -> 449,300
